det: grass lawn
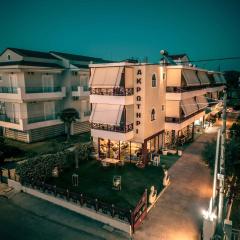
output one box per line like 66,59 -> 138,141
160,154 -> 180,169
5,132 -> 91,157
47,160 -> 164,209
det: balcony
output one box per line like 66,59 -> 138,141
27,114 -> 59,124
91,122 -> 134,141
0,87 -> 66,102
0,114 -> 19,124
72,85 -> 89,98
90,87 -> 134,105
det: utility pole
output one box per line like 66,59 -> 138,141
218,90 -> 227,224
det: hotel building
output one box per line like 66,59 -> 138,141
0,48 -> 108,142
89,53 -> 226,163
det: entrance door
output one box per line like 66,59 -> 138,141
42,74 -> 54,92
44,102 -> 55,120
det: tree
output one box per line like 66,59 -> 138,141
59,108 -> 79,141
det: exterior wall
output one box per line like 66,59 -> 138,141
166,68 -> 182,87
143,65 -> 165,140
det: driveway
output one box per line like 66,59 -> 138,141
134,126 -> 219,240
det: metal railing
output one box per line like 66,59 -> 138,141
28,114 -> 59,124
20,180 -> 132,224
71,85 -> 89,92
25,87 -> 62,93
0,114 -> 19,123
0,87 -> 18,94
91,122 -> 133,133
165,109 -> 205,124
90,87 -> 134,96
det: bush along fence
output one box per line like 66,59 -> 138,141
3,170 -> 148,234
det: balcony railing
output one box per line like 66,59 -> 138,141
0,87 -> 18,94
0,114 -> 19,123
91,122 -> 133,133
90,87 -> 134,96
25,87 -> 62,93
84,110 -> 91,117
165,109 -> 204,124
28,114 -> 59,124
71,85 -> 89,92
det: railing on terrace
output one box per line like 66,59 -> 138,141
25,87 -> 62,93
90,87 -> 134,96
84,111 -> 91,117
0,87 -> 18,94
20,180 -> 132,224
165,109 -> 205,124
0,114 -> 19,123
28,114 -> 59,124
91,122 -> 133,133
71,85 -> 89,92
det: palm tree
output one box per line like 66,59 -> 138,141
59,108 -> 79,141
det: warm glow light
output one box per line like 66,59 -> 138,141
202,209 -> 217,221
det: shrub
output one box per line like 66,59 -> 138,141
16,150 -> 74,183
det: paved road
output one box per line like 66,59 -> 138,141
134,127 -> 219,240
0,192 -> 129,240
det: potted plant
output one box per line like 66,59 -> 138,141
178,147 -> 183,156
162,147 -> 168,156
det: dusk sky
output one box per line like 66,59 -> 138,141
1,0 -> 240,70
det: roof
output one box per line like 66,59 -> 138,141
6,48 -> 58,60
71,64 -> 89,69
51,51 -> 111,63
0,60 -> 63,68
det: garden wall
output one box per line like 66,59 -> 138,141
8,179 -> 132,235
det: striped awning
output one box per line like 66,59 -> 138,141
181,98 -> 199,117
89,67 -> 124,88
196,95 -> 209,110
197,71 -> 210,85
182,69 -> 201,86
90,103 -> 123,126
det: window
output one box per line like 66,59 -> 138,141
72,96 -> 80,101
151,108 -> 156,121
0,75 -> 2,81
162,105 -> 165,111
7,55 -> 11,60
152,74 -> 157,87
163,73 -> 166,80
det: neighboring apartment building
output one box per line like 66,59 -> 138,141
0,47 -> 108,142
89,52 -> 226,163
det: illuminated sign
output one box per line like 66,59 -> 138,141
135,69 -> 142,134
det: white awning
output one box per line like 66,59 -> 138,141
181,98 -> 199,117
196,95 -> 209,110
90,103 -> 123,126
182,69 -> 200,86
213,73 -> 222,84
89,67 -> 124,88
197,71 -> 210,85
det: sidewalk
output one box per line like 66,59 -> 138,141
134,126 -> 219,240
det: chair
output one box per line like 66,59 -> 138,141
153,155 -> 160,166
112,176 -> 121,190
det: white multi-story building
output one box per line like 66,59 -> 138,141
89,52 -> 226,163
0,48 -> 108,142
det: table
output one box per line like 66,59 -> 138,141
101,158 -> 120,166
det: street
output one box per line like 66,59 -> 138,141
0,193 -> 129,240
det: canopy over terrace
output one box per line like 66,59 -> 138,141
89,66 -> 124,88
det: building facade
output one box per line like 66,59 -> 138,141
0,48 -> 108,142
89,54 -> 226,163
